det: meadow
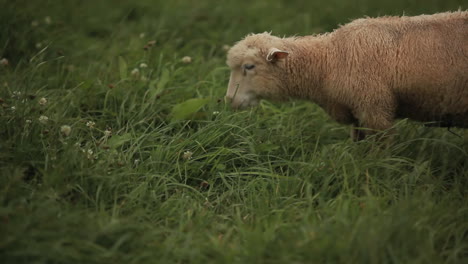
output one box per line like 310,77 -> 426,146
1,0 -> 467,263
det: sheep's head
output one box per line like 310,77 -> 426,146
225,33 -> 289,109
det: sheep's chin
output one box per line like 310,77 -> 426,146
232,97 -> 259,110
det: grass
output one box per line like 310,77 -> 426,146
1,0 -> 467,263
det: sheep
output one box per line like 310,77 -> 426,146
225,11 -> 468,140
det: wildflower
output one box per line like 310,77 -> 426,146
200,181 -> 210,189
104,129 -> 112,137
181,56 -> 192,64
139,33 -> 146,39
213,111 -> 220,115
31,20 -> 39,27
131,68 -> 140,78
39,115 -> 49,124
38,97 -> 47,105
222,44 -> 231,51
11,106 -> 16,111
0,58 -> 9,66
60,125 -> 71,136
86,149 -> 94,160
139,63 -> 148,68
86,121 -> 95,128
143,40 -> 156,50
182,150 -> 193,160
44,16 -> 52,25
11,91 -> 21,98
134,159 -> 140,166
26,119 -> 32,124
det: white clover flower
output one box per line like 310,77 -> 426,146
0,58 -> 9,66
131,68 -> 140,78
222,44 -> 231,51
181,56 -> 192,64
182,150 -> 193,160
38,97 -> 47,105
11,91 -> 21,98
104,129 -> 112,137
60,125 -> 71,136
139,63 -> 148,68
44,16 -> 52,25
39,115 -> 49,124
86,149 -> 94,160
31,20 -> 39,27
86,121 -> 95,128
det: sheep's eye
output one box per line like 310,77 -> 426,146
244,64 -> 255,70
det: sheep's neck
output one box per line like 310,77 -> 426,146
282,37 -> 328,102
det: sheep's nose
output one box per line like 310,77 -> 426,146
224,96 -> 242,109
224,96 -> 233,105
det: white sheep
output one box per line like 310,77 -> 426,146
225,11 -> 468,140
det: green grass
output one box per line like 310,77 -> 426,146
1,0 -> 467,263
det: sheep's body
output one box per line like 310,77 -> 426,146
226,11 -> 468,139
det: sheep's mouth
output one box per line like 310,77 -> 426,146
232,96 -> 260,110
244,98 -> 260,108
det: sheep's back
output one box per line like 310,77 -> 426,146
328,11 -> 468,126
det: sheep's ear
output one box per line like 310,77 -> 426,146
266,48 -> 289,62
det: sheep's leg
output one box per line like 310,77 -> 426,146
355,108 -> 395,139
351,89 -> 397,140
324,104 -> 365,141
351,125 -> 366,141
325,103 -> 356,124
346,82 -> 397,140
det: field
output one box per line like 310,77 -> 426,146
1,0 -> 467,263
